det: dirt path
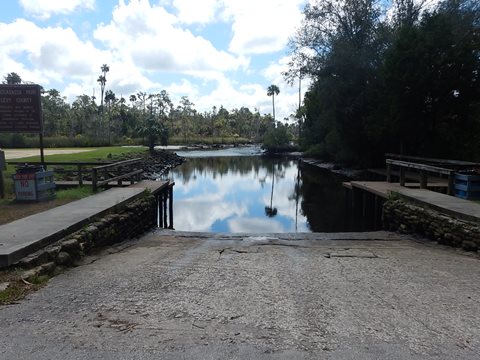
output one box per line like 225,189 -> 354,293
1,231 -> 479,359
3,148 -> 97,160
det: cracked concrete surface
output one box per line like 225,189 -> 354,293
1,230 -> 480,359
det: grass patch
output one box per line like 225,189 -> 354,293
0,271 -> 50,305
55,186 -> 93,200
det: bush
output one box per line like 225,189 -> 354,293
304,144 -> 327,158
0,134 -> 28,148
262,125 -> 294,153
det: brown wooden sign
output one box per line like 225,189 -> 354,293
0,84 -> 42,133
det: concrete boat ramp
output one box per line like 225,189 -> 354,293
0,180 -> 170,267
1,230 -> 479,359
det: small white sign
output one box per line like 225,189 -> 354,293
14,173 -> 37,201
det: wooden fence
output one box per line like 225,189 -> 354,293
7,158 -> 144,192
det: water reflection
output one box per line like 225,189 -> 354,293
169,156 -> 358,233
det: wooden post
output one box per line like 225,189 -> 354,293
78,165 -> 83,186
163,189 -> 168,228
92,168 -> 98,192
168,185 -> 174,229
420,170 -> 427,189
399,168 -> 405,187
386,163 -> 392,183
0,169 -> 4,199
448,171 -> 455,196
39,131 -> 45,166
362,191 -> 367,218
117,167 -> 122,186
159,193 -> 163,228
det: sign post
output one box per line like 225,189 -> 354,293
0,84 -> 43,198
0,84 -> 43,160
0,150 -> 5,198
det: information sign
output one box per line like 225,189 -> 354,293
0,84 -> 42,133
13,172 -> 37,201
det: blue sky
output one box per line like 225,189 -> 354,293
1,0 -> 308,121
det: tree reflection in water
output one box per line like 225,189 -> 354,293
167,154 -> 364,233
265,162 -> 277,218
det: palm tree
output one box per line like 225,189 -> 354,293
104,90 -> 116,143
267,84 -> 280,123
97,64 -> 109,110
129,94 -> 137,105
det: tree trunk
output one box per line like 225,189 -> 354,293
272,95 -> 276,123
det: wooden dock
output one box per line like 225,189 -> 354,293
345,181 -> 480,224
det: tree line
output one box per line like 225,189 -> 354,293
287,0 -> 480,166
1,71 -> 298,149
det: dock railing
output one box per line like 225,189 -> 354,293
7,161 -> 112,187
92,158 -> 143,192
386,159 -> 455,195
9,158 -> 145,192
385,153 -> 479,170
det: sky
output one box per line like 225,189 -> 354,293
0,0 -> 308,122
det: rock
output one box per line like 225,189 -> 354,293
56,252 -> 71,265
46,246 -> 61,259
40,262 -> 56,274
462,240 -> 478,252
22,266 -> 42,281
85,225 -> 99,234
60,239 -> 80,252
0,282 -> 10,291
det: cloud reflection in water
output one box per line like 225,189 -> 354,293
170,156 -> 309,233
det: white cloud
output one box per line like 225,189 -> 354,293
194,76 -> 265,113
94,0 -> 247,76
223,0 -> 305,55
1,0 -> 309,120
171,0 -> 305,55
172,0 -> 221,24
19,0 -> 95,20
166,79 -> 199,99
174,198 -> 248,231
0,19 -> 105,85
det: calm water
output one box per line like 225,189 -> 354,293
167,148 -> 362,233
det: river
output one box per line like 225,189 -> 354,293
164,146 -> 364,233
